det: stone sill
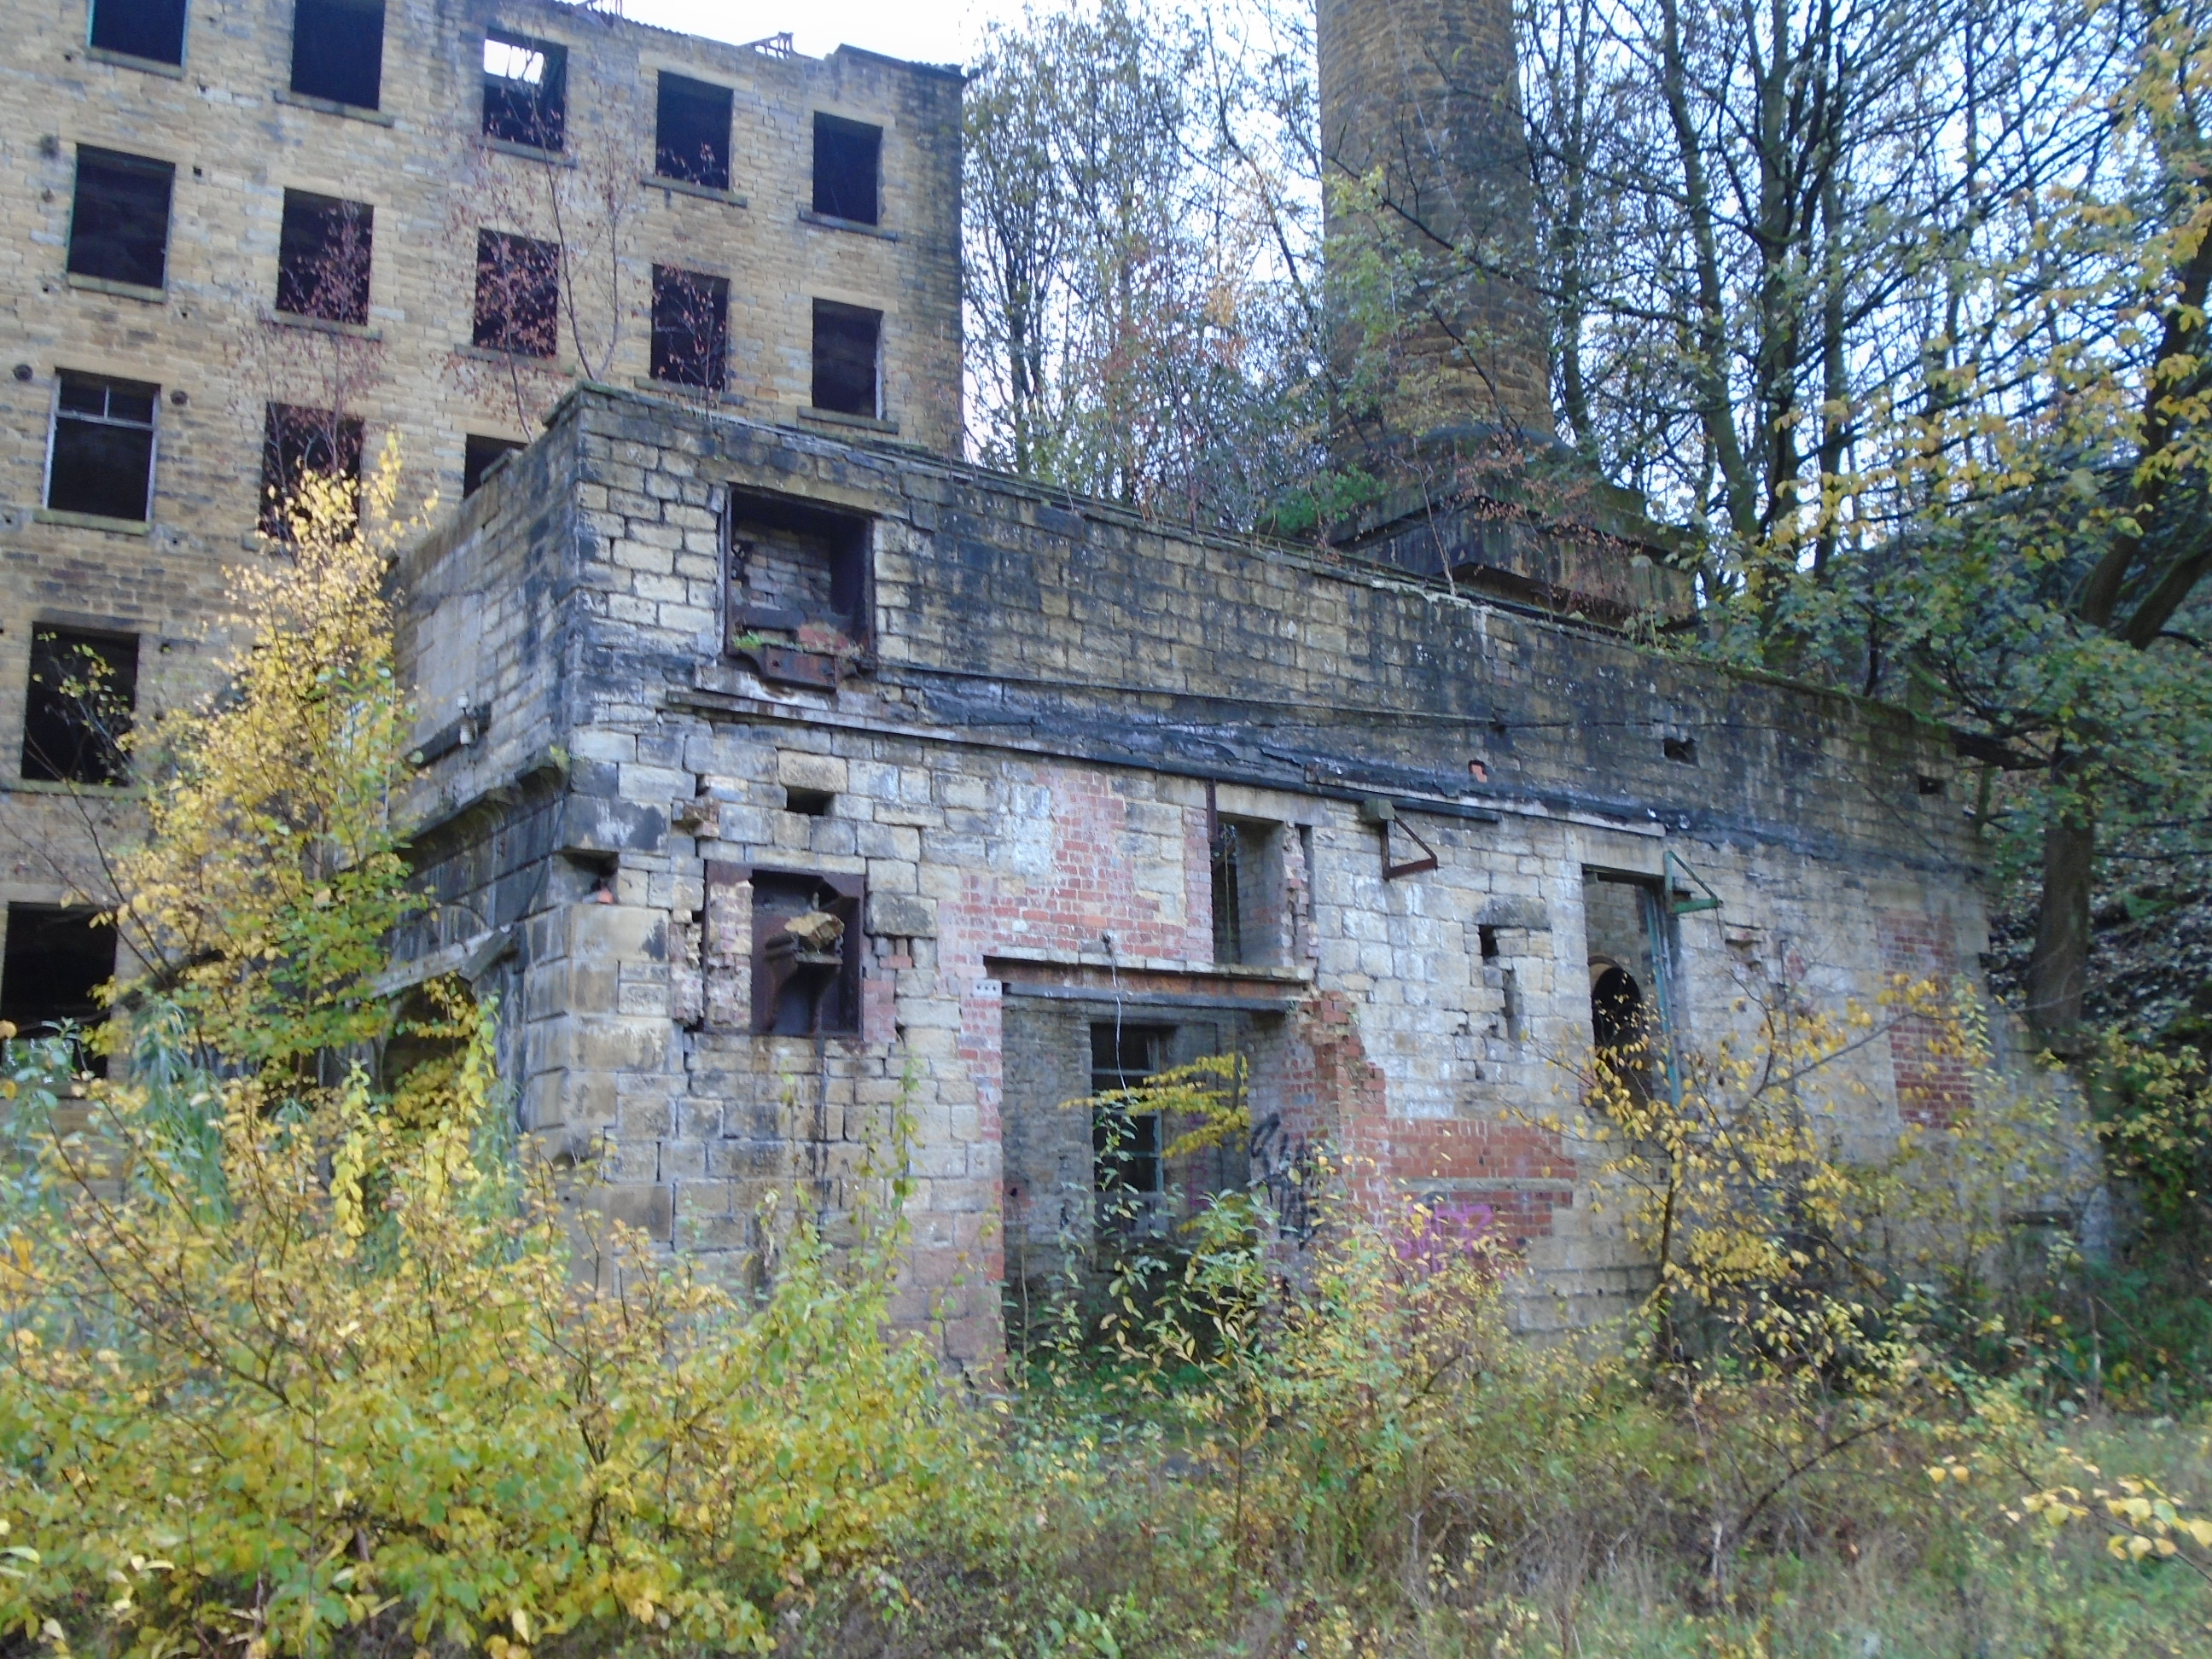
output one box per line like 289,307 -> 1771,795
33,508 -> 148,536
490,137 -> 572,166
630,376 -> 742,406
798,209 -> 897,242
451,342 -> 568,371
799,405 -> 898,435
273,88 -> 396,126
986,943 -> 1313,983
66,272 -> 164,304
85,46 -> 183,78
646,175 -> 747,207
4,777 -> 140,799
266,310 -> 381,341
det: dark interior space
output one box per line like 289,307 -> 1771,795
463,434 -> 525,497
2,905 -> 118,1074
812,114 -> 882,224
47,373 -> 158,522
276,190 -> 373,325
472,230 -> 560,358
655,73 -> 731,189
748,870 -> 864,1036
811,300 -> 881,417
649,266 -> 730,389
20,626 -> 138,787
1091,1022 -> 1168,1194
290,0 -> 386,110
725,491 -> 871,649
90,0 -> 188,65
67,147 -> 173,290
259,404 -> 364,533
481,30 -> 567,149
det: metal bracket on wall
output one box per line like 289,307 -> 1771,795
1664,849 -> 1722,916
1361,797 -> 1440,880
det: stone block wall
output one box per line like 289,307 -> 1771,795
394,387 -> 1994,1360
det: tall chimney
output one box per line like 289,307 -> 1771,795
1318,0 -> 1553,445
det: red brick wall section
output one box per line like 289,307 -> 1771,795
1877,911 -> 1972,1127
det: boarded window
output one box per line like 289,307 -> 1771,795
46,372 -> 157,522
90,0 -> 188,65
259,403 -> 363,533
67,147 -> 173,289
748,870 -> 863,1036
725,492 -> 870,653
290,0 -> 384,110
812,114 -> 881,224
462,434 -> 523,496
1,905 -> 117,1074
811,300 -> 880,417
21,627 -> 137,787
649,265 -> 729,390
655,73 -> 731,189
481,29 -> 566,149
276,189 -> 372,325
472,230 -> 559,358
1091,1022 -> 1168,1194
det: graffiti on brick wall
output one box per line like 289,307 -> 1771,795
1247,1109 -> 1322,1243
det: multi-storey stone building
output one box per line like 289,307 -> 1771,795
5,0 -> 2011,1368
0,0 -> 959,1033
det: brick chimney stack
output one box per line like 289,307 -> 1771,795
1318,0 -> 1553,444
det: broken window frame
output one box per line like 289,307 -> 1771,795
276,189 -> 374,326
654,73 -> 732,190
740,867 -> 865,1038
289,0 -> 386,112
1583,869 -> 1681,1103
812,114 -> 882,224
462,434 -> 524,497
259,402 -> 364,535
45,370 -> 158,523
480,28 -> 567,151
67,146 -> 174,291
89,0 -> 189,66
810,300 -> 882,418
1091,1022 -> 1170,1196
20,625 -> 138,787
649,265 -> 730,391
471,229 -> 561,358
1,903 -> 119,1075
721,489 -> 875,676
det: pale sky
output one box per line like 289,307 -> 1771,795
618,1 -> 1018,67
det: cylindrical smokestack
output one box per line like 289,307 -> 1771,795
1318,0 -> 1553,445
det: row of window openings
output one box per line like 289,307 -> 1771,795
86,1 -> 886,222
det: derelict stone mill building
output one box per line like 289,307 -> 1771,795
4,0 -> 1992,1365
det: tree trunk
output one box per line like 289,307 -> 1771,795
2028,781 -> 2094,1050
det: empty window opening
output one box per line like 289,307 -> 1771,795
481,29 -> 566,149
47,372 -> 157,522
749,870 -> 863,1036
276,189 -> 372,325
783,786 -> 834,817
68,146 -> 173,290
649,265 -> 729,390
1662,736 -> 1697,765
22,627 -> 137,787
1210,817 -> 1286,966
1091,1022 -> 1169,1195
259,403 -> 363,534
1585,871 -> 1673,1095
2,905 -> 117,1074
811,300 -> 881,417
472,230 -> 559,358
462,434 -> 523,496
1918,774 -> 1947,797
1479,923 -> 1500,960
812,114 -> 882,224
290,0 -> 385,111
725,491 -> 870,655
655,73 -> 731,189
90,0 -> 188,65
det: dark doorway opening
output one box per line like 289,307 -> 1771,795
2,905 -> 116,1074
